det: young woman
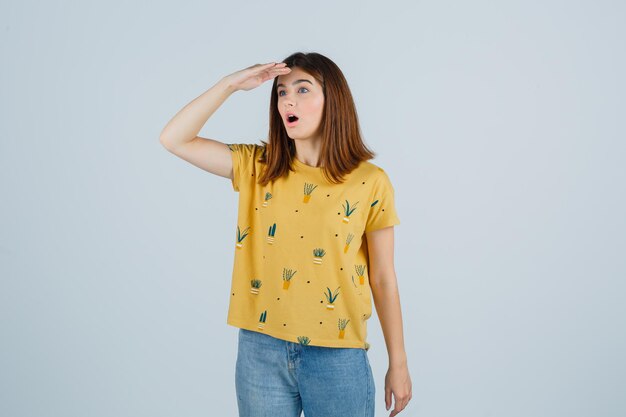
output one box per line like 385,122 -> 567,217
160,52 -> 412,417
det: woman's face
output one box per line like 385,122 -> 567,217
276,67 -> 325,141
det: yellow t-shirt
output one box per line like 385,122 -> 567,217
226,143 -> 400,350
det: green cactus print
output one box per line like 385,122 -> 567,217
282,268 -> 297,290
257,310 -> 267,330
250,279 -> 262,295
236,226 -> 251,249
303,183 -> 317,203
355,264 -> 367,285
262,192 -> 273,207
341,200 -> 359,223
324,286 -> 341,310
267,223 -> 277,244
312,248 -> 326,265
344,233 -> 354,253
338,318 -> 350,339
297,336 -> 311,345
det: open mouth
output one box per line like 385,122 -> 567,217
286,114 -> 300,126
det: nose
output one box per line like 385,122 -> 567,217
281,92 -> 296,106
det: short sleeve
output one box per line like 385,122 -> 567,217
365,169 -> 401,233
226,143 -> 258,192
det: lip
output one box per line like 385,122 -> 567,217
285,112 -> 300,127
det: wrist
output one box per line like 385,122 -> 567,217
218,77 -> 237,94
389,353 -> 408,369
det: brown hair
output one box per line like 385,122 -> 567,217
256,52 -> 376,186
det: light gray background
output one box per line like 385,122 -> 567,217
2,1 -> 624,416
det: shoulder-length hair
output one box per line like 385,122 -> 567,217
256,52 -> 376,186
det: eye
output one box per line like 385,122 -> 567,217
278,87 -> 309,96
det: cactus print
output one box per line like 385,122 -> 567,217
226,144 -> 400,351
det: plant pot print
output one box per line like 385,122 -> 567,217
236,226 -> 251,249
267,222 -> 277,244
344,233 -> 354,253
338,318 -> 350,339
324,286 -> 340,310
312,248 -> 326,265
282,268 -> 297,290
262,192 -> 272,207
298,336 -> 311,345
250,279 -> 262,295
341,199 -> 359,223
355,264 -> 366,285
257,310 -> 267,330
303,182 -> 318,203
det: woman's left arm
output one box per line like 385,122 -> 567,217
366,226 -> 412,416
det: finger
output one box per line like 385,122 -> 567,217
389,394 -> 409,416
258,67 -> 287,80
268,66 -> 289,74
266,68 -> 291,80
385,389 -> 392,410
391,401 -> 406,416
265,66 -> 289,74
394,397 -> 408,412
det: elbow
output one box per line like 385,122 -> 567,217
369,270 -> 398,289
159,135 -> 172,150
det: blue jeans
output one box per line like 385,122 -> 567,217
235,328 -> 376,417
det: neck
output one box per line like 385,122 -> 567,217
293,138 -> 322,167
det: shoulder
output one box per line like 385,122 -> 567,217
356,160 -> 394,184
227,143 -> 264,154
227,143 -> 267,164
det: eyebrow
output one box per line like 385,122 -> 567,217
276,79 -> 314,88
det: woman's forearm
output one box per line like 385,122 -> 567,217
159,77 -> 237,149
370,278 -> 408,367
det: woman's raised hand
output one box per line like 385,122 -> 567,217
222,62 -> 291,92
